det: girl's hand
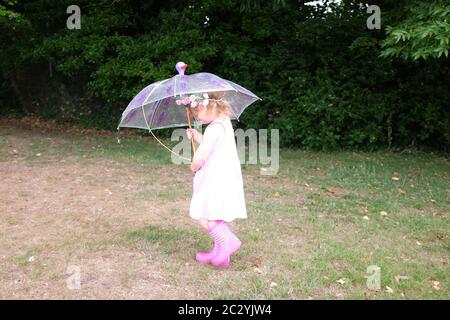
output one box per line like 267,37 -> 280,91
191,159 -> 203,172
186,128 -> 203,143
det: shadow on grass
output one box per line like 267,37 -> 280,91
128,224 -> 210,259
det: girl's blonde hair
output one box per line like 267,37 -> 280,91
193,91 -> 232,118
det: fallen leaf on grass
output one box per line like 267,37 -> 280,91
432,281 -> 440,290
380,211 -> 388,217
253,267 -> 263,274
363,216 -> 370,221
336,278 -> 346,285
436,233 -> 446,240
326,187 -> 337,194
398,188 -> 406,195
400,255 -> 410,262
385,286 -> 394,293
391,176 -> 400,181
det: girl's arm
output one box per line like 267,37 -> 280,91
191,123 -> 224,172
186,128 -> 203,144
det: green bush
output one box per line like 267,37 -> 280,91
0,0 -> 449,151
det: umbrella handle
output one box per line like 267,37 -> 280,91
186,107 -> 196,155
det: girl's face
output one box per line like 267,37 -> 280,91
193,104 -> 216,124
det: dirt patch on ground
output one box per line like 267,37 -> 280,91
0,155 -> 201,299
0,118 -> 210,298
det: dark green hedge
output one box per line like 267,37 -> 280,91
1,0 -> 449,150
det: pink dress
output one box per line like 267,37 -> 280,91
189,116 -> 247,222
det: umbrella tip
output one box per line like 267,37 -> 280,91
175,61 -> 188,75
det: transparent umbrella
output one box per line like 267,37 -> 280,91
117,62 -> 261,159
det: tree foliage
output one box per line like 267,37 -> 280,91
381,1 -> 450,60
0,0 -> 449,150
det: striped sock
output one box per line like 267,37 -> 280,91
209,220 -> 233,249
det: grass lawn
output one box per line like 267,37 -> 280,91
0,116 -> 449,299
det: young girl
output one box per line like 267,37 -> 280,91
186,91 -> 246,268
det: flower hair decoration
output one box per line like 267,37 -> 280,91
176,93 -> 223,108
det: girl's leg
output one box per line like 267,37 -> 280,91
197,218 -> 217,230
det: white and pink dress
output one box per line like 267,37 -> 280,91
189,116 -> 247,222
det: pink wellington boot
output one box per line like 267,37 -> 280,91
195,240 -> 218,264
209,221 -> 241,268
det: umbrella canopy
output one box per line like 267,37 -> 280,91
117,64 -> 261,131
